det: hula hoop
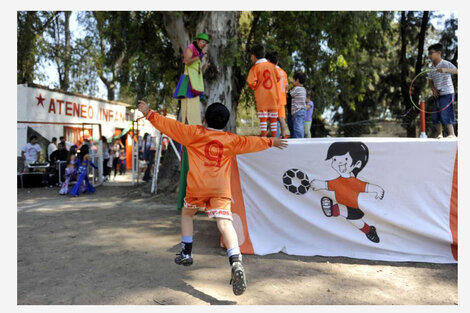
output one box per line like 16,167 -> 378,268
409,69 -> 455,114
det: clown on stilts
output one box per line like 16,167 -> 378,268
173,32 -> 211,209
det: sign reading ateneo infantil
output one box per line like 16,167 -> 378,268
17,84 -> 128,127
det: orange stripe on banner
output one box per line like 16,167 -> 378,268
223,156 -> 254,254
449,149 -> 458,261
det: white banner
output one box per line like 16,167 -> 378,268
230,138 -> 457,263
17,84 -> 128,127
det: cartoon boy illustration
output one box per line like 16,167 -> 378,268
310,142 -> 384,243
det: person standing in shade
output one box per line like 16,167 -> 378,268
304,92 -> 314,138
101,136 -> 111,182
21,135 -> 41,172
289,72 -> 307,138
47,137 -> 57,162
142,135 -> 156,182
111,139 -> 122,181
59,136 -> 73,151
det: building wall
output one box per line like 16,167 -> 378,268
17,84 -> 158,157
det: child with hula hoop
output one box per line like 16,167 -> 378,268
427,43 -> 458,139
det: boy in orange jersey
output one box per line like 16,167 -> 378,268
265,51 -> 289,138
246,44 -> 281,137
138,100 -> 288,296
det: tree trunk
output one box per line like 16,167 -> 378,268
406,11 -> 429,137
198,11 -> 242,133
17,12 -> 38,84
400,11 -> 417,138
159,12 -> 242,194
412,11 -> 429,101
414,11 -> 429,76
162,11 -> 241,132
62,11 -> 71,91
406,11 -> 430,136
52,14 -> 66,90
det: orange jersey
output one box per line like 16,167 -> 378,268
327,177 -> 367,209
246,59 -> 281,111
276,65 -> 288,106
145,110 -> 273,198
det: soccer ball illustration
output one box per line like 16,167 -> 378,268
282,168 -> 310,195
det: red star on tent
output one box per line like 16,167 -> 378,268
36,93 -> 45,107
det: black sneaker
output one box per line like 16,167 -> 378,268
366,226 -> 380,243
174,252 -> 193,266
321,197 -> 333,217
230,261 -> 247,296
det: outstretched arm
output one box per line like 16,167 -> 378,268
138,100 -> 196,146
231,136 -> 288,155
366,183 -> 385,200
231,135 -> 272,155
437,67 -> 458,74
310,179 -> 328,191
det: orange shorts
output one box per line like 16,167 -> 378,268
184,196 -> 233,220
278,104 -> 286,119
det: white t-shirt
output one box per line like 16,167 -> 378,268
22,143 -> 41,162
47,143 -> 57,159
427,59 -> 457,96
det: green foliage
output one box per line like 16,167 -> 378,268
17,11 -> 58,84
19,10 -> 457,136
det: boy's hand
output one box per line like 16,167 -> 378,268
437,67 -> 458,75
138,100 -> 150,116
432,89 -> 440,97
272,137 -> 288,149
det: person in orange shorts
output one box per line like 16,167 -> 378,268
138,100 -> 288,295
246,44 -> 281,137
265,51 -> 289,138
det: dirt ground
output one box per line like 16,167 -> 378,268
17,173 -> 458,305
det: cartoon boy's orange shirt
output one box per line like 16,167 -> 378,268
327,177 -> 367,209
246,59 -> 281,111
145,110 -> 273,198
